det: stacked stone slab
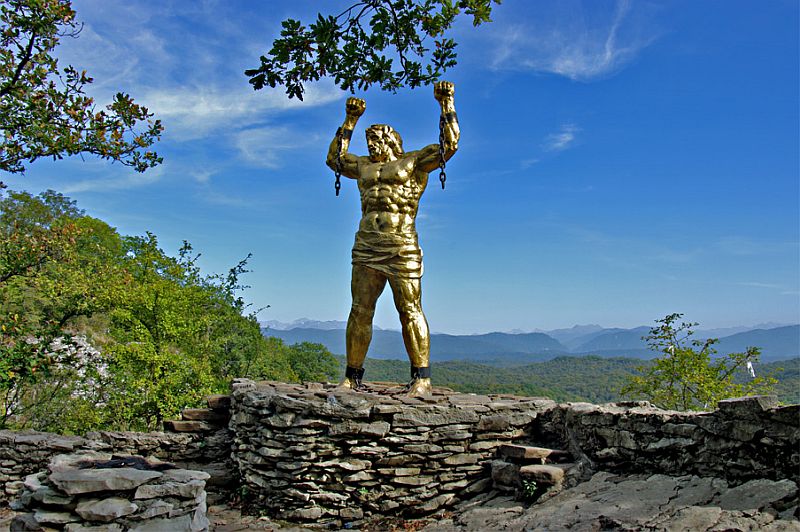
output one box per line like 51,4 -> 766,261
0,428 -> 231,506
11,451 -> 209,531
490,444 -> 577,499
164,394 -> 232,435
161,394 -> 235,498
0,395 -> 234,506
229,379 -> 557,524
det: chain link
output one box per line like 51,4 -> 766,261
438,115 -> 446,189
334,130 -> 343,196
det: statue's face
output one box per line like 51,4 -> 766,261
366,129 -> 392,162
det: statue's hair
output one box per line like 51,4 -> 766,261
366,124 -> 403,156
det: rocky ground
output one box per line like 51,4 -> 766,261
420,472 -> 799,531
210,472 -> 799,531
1,460 -> 798,531
206,472 -> 800,531
2,470 -> 798,531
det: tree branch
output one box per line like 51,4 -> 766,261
0,30 -> 37,97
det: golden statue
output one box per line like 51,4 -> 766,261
326,81 -> 460,396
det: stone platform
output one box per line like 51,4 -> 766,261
229,380 -> 558,523
1,381 -> 797,529
230,380 -> 799,528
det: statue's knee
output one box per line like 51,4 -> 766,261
398,305 -> 424,324
349,303 -> 375,323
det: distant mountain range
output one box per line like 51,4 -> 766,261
261,321 -> 799,363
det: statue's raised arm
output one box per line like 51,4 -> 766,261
325,97 -> 366,182
416,81 -> 460,174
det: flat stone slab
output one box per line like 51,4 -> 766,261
181,408 -> 230,423
163,420 -> 214,432
207,394 -> 232,410
50,468 -> 163,495
717,478 -> 798,511
75,497 -> 138,522
497,444 -> 570,463
518,464 -> 567,486
134,479 -> 205,499
33,509 -> 80,525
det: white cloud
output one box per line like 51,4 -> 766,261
57,0 -> 343,143
543,124 -> 580,152
141,83 -> 340,141
234,126 -> 320,169
61,164 -> 165,193
489,0 -> 657,81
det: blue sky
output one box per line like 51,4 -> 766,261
7,0 -> 799,334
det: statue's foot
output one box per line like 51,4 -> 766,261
337,377 -> 365,392
339,366 -> 365,391
405,377 -> 432,397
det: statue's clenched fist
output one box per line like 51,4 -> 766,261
346,97 -> 366,117
434,81 -> 455,102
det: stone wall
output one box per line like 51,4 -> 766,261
0,427 -> 232,505
1,379 -> 797,527
535,395 -> 799,485
229,380 -> 557,522
229,381 -> 799,524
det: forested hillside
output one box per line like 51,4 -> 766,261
0,190 -> 338,433
346,356 -> 800,405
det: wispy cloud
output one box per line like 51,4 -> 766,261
195,187 -> 255,208
61,165 -> 165,193
489,0 -> 657,81
714,236 -> 798,256
51,0 -> 344,178
55,1 -> 341,138
234,126 -> 321,169
737,281 -> 784,290
141,83 -> 340,141
543,124 -> 580,152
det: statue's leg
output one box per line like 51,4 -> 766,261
387,276 -> 431,396
342,265 -> 386,389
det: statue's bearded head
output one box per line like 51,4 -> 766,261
366,125 -> 403,162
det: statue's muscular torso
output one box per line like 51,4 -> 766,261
357,154 -> 428,235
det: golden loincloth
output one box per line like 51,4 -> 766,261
351,230 -> 423,279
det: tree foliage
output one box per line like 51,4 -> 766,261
0,189 -> 339,433
287,342 -> 339,383
246,0 -> 500,100
621,313 -> 777,411
0,0 -> 162,180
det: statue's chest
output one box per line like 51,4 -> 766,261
361,160 -> 414,187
